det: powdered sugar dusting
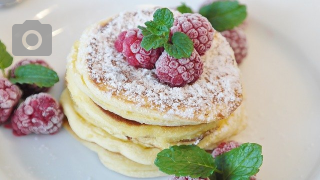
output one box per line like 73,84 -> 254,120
83,8 -> 242,121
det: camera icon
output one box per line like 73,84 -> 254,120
12,20 -> 52,56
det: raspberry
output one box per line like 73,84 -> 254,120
0,78 -> 22,123
10,59 -> 51,98
155,50 -> 203,87
212,141 -> 240,158
114,28 -> 163,69
220,27 -> 248,64
11,93 -> 64,136
171,13 -> 215,56
169,176 -> 209,180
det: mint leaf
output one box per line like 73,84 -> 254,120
0,40 -> 13,73
199,1 -> 247,32
141,34 -> 167,51
153,8 -> 174,28
215,143 -> 263,180
138,26 -> 152,36
145,21 -> 169,36
164,32 -> 193,59
155,145 -> 216,178
200,1 -> 239,17
10,64 -> 59,87
177,3 -> 193,14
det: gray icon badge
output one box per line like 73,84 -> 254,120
12,20 -> 52,56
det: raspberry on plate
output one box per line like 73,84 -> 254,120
155,49 -> 203,87
212,141 -> 240,157
0,78 -> 22,123
114,28 -> 163,69
10,59 -> 51,98
11,93 -> 64,136
169,176 -> 209,180
171,13 -> 215,56
220,28 -> 248,64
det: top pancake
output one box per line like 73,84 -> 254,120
74,8 -> 243,126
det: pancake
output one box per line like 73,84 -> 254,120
61,89 -> 160,165
63,122 -> 165,178
60,7 -> 247,178
73,8 -> 243,126
66,45 -> 235,148
61,89 -> 246,165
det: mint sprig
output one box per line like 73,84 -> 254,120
199,1 -> 247,32
155,145 -> 217,178
10,64 -> 59,87
138,8 -> 194,59
0,40 -> 59,88
155,143 -> 263,180
177,3 -> 193,14
0,40 -> 13,77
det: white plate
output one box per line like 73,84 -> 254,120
1,0 -> 320,180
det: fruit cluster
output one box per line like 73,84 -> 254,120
115,8 -> 215,87
0,42 -> 63,136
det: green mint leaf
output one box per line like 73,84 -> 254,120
0,40 -> 13,71
10,64 -> 59,87
199,1 -> 247,32
144,8 -> 174,36
138,26 -> 152,36
145,21 -> 169,36
215,143 -> 263,180
164,32 -> 193,59
155,145 -> 216,178
200,1 -> 241,19
177,3 -> 193,14
153,8 -> 174,28
141,34 -> 167,51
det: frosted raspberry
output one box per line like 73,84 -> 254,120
0,78 -> 22,123
169,176 -> 209,180
212,141 -> 240,157
11,93 -> 64,136
220,27 -> 248,64
155,50 -> 203,87
171,13 -> 215,56
10,59 -> 51,98
114,28 -> 163,69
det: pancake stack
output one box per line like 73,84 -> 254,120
60,8 -> 246,178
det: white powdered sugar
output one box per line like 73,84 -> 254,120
83,8 -> 242,120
